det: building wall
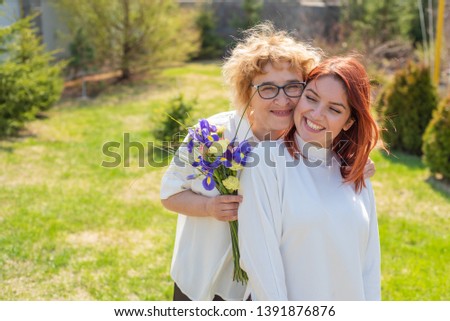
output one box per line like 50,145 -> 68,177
40,0 -> 69,57
0,0 -> 21,27
262,1 -> 340,42
184,0 -> 341,43
0,0 -> 68,57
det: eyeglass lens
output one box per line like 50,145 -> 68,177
257,83 -> 305,99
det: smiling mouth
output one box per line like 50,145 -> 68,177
305,118 -> 325,131
271,110 -> 292,117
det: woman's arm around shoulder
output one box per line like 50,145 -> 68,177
362,180 -> 381,300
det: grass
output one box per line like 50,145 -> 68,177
371,151 -> 450,300
0,62 -> 449,300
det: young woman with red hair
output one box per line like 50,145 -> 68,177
238,56 -> 382,300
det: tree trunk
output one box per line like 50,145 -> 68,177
120,0 -> 131,80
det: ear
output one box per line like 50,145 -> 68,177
343,117 -> 355,131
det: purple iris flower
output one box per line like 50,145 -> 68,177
187,119 -> 220,153
198,156 -> 223,191
199,119 -> 217,133
197,119 -> 219,147
221,148 -> 233,168
187,139 -> 194,153
199,156 -> 222,172
191,156 -> 201,167
233,141 -> 252,166
202,172 -> 215,190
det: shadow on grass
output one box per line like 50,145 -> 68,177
0,128 -> 39,151
425,176 -> 450,200
379,149 -> 426,170
61,71 -> 173,105
58,80 -> 174,115
0,145 -> 14,153
35,113 -> 49,120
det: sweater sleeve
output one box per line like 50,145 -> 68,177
160,134 -> 197,200
238,145 -> 288,300
362,180 -> 381,300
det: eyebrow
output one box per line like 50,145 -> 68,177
306,88 -> 348,109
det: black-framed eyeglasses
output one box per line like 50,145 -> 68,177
251,82 -> 306,99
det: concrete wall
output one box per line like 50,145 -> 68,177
39,0 -> 69,56
0,0 -> 21,27
0,0 -> 69,57
184,0 -> 341,43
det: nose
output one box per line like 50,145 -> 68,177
310,104 -> 324,119
274,90 -> 290,106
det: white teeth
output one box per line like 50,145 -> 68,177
306,118 -> 325,131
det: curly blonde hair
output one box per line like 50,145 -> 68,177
222,21 -> 322,113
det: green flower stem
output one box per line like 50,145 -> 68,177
229,220 -> 248,284
212,171 -> 248,284
232,90 -> 257,143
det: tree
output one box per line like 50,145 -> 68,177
340,0 -> 419,50
67,27 -> 95,79
231,0 -> 263,31
53,0 -> 199,80
408,0 -> 438,47
0,15 -> 65,136
241,0 -> 263,30
194,5 -> 225,60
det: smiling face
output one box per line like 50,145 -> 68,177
249,61 -> 303,140
294,75 -> 354,148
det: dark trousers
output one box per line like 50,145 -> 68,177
173,283 -> 225,301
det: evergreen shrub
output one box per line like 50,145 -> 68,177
376,62 -> 438,155
422,96 -> 450,180
153,94 -> 196,145
0,15 -> 65,136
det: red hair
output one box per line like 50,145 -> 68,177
285,56 -> 381,192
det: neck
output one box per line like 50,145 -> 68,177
295,132 -> 332,162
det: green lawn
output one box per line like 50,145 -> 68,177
0,62 -> 449,300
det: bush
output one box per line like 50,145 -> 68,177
0,15 -> 66,136
422,96 -> 450,180
376,62 -> 438,155
67,27 -> 95,79
193,6 -> 226,60
153,94 -> 196,145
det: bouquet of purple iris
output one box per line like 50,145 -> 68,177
186,118 -> 252,284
